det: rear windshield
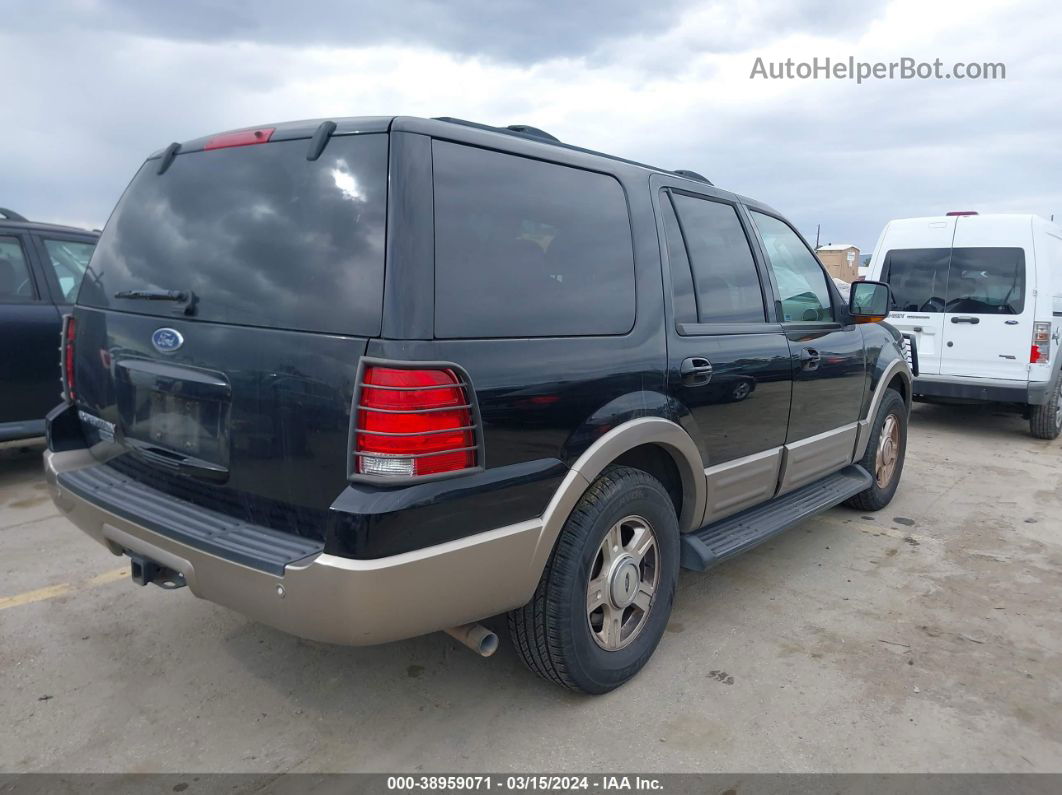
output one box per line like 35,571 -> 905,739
881,248 -> 949,312
882,246 -> 1026,315
80,134 -> 388,335
947,247 -> 1025,314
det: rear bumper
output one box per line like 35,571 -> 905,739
914,376 -> 1051,405
45,448 -> 544,645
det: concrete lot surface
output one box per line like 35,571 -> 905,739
1,403 -> 1060,773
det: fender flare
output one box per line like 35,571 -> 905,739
854,358 -> 913,460
524,417 -> 705,592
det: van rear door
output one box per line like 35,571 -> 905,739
875,217 -> 955,375
940,215 -> 1034,382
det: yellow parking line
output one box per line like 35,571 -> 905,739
0,567 -> 128,611
85,567 -> 130,587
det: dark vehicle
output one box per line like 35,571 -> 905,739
45,118 -> 912,693
0,208 -> 97,442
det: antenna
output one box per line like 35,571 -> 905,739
815,224 -> 820,248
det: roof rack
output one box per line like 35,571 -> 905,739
433,117 -> 562,145
505,124 -> 560,143
672,169 -> 713,186
432,117 -> 715,188
0,208 -> 28,221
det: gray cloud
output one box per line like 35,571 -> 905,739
11,0 -> 887,64
10,0 -> 693,63
2,0 -> 1060,260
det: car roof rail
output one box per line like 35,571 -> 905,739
504,124 -> 560,143
0,207 -> 28,221
433,117 -> 562,145
430,117 -> 722,187
672,169 -> 713,186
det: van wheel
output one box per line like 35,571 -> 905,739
845,388 -> 907,511
508,466 -> 679,694
1029,379 -> 1062,440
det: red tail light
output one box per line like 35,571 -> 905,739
1031,322 -> 1051,364
61,314 -> 76,402
203,127 -> 275,151
354,366 -> 479,478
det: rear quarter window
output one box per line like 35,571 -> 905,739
432,141 -> 636,338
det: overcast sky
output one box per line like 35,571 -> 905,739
4,0 -> 1061,252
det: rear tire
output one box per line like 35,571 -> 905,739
845,388 -> 907,511
508,466 -> 679,694
1029,378 -> 1062,440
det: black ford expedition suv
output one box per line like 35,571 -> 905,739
45,116 -> 912,693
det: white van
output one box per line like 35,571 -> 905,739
867,212 -> 1062,439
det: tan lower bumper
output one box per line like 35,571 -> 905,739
44,449 -> 544,646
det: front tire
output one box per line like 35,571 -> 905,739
1029,378 -> 1062,440
845,388 -> 908,511
508,466 -> 679,694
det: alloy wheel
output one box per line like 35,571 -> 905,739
586,515 -> 659,651
875,414 -> 900,488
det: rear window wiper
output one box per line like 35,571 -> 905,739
114,288 -> 197,315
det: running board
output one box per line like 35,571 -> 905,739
680,464 -> 872,571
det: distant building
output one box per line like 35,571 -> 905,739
815,243 -> 860,282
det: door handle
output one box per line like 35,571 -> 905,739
679,357 -> 713,386
950,316 -> 980,324
799,347 -> 821,371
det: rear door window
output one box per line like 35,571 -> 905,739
750,211 -> 833,322
667,192 -> 765,324
80,134 -> 388,335
881,248 -> 950,312
946,247 -> 1025,314
432,141 -> 636,338
40,237 -> 96,302
659,195 -> 697,324
0,236 -> 37,302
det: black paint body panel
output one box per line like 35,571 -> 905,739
0,221 -> 97,438
59,116 -> 897,562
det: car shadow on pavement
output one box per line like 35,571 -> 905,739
909,401 -> 1034,441
0,441 -> 47,491
216,607 -> 590,718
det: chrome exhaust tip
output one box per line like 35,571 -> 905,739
445,622 -> 499,657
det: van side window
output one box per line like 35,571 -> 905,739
881,248 -> 949,312
433,141 -> 636,338
0,236 -> 37,302
668,193 -> 765,324
750,211 -> 833,323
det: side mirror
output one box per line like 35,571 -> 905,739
849,280 -> 890,323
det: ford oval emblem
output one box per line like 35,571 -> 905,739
151,327 -> 184,353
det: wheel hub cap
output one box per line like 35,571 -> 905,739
609,557 -> 641,609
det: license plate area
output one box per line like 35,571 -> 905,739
137,391 -> 225,462
115,358 -> 231,471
